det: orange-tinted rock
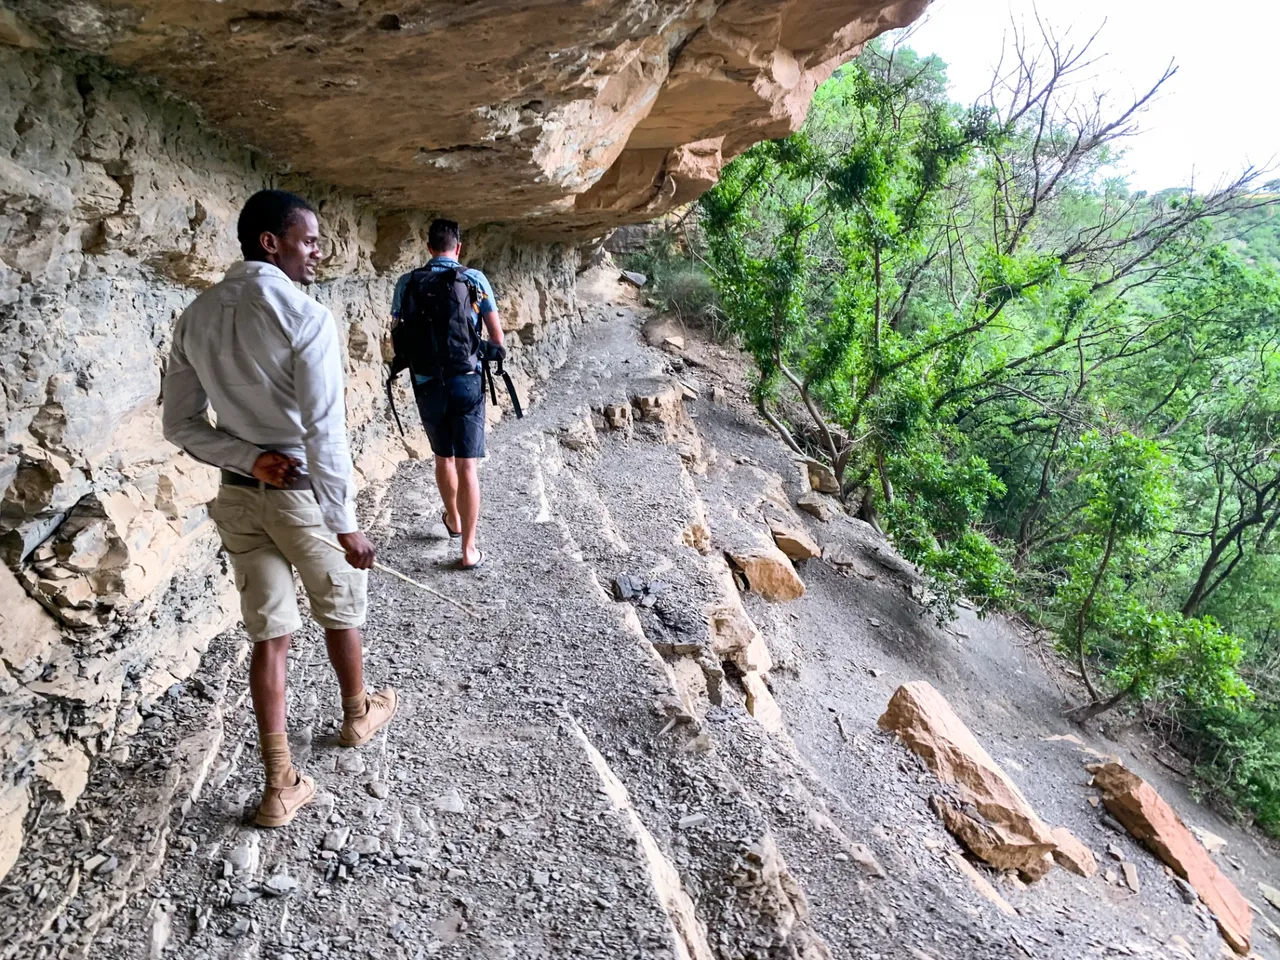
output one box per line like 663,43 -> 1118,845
16,0 -> 929,235
1088,762 -> 1252,954
879,682 -> 1057,880
1050,827 -> 1098,878
727,546 -> 807,602
767,520 -> 821,561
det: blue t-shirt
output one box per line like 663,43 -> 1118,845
392,257 -> 498,383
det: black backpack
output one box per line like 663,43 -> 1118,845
386,267 -> 523,435
391,267 -> 482,381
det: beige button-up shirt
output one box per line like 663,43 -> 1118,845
162,261 -> 358,534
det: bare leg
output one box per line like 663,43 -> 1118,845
435,455 -> 459,533
324,627 -> 365,698
250,634 -> 292,735
456,457 -> 481,566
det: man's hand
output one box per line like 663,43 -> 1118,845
336,531 -> 376,570
251,451 -> 302,488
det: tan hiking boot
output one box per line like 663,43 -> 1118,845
339,687 -> 399,747
254,769 -> 316,828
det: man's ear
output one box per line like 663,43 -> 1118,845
454,242 -> 463,260
259,230 -> 280,256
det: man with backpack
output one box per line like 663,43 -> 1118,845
391,219 -> 505,570
163,189 -> 398,829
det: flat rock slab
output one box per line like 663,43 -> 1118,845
1089,761 -> 1252,954
880,681 -> 1056,880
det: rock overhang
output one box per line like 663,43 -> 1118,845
4,0 -> 930,237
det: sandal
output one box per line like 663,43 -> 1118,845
459,550 -> 486,571
442,511 -> 461,538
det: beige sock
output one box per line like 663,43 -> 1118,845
342,690 -> 368,722
260,732 -> 295,788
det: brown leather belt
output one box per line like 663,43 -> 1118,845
220,469 -> 312,491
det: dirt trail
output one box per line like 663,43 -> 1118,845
3,269 -> 1277,960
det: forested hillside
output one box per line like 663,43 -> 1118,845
676,28 -> 1280,835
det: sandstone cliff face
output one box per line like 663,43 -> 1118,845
0,42 -> 579,864
3,0 -> 927,235
0,0 -> 928,880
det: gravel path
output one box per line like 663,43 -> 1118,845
4,276 -> 1278,960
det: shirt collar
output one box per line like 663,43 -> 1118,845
225,260 -> 294,282
427,255 -> 462,268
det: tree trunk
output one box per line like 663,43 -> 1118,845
1074,519 -> 1118,703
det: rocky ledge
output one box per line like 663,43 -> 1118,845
2,0 -> 927,235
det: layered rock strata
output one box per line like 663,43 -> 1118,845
2,0 -> 929,235
0,42 -> 577,873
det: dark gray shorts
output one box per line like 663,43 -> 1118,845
413,373 -> 486,459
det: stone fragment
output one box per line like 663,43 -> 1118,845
96,855 -> 119,876
796,492 -> 831,521
1088,762 -> 1252,954
367,781 -> 389,800
677,813 -> 707,829
1258,882 -> 1280,913
767,520 -> 820,561
227,836 -> 259,875
619,270 -> 647,287
432,788 -> 466,814
337,753 -> 366,775
742,672 -> 784,733
947,851 -> 1017,917
726,545 -> 805,602
84,853 -> 108,875
1121,861 -> 1140,893
805,460 -> 840,495
1049,827 -> 1097,878
263,873 -> 298,897
879,682 -> 1056,880
350,836 -> 381,856
1191,825 -> 1228,854
662,336 -> 685,351
322,827 -> 350,852
35,741 -> 91,811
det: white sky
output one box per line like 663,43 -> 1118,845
901,0 -> 1280,191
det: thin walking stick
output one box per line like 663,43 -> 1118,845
307,532 -> 480,620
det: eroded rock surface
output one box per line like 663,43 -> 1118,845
4,0 -> 927,235
0,42 -> 578,876
1089,761 -> 1253,954
879,681 -> 1058,880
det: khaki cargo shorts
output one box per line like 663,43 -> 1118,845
209,485 -> 367,642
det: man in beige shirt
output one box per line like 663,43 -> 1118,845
163,189 -> 397,827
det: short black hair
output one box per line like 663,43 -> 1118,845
428,218 -> 461,252
237,190 -> 315,260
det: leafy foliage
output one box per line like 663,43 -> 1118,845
695,24 -> 1280,831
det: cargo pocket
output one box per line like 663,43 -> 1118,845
324,568 -> 367,626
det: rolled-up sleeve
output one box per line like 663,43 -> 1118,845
162,319 -> 262,476
292,305 -> 359,534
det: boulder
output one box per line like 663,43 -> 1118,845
805,460 -> 840,495
879,682 -> 1057,880
1050,827 -> 1098,878
1088,762 -> 1252,954
727,545 -> 806,602
796,492 -> 832,521
767,520 -> 820,561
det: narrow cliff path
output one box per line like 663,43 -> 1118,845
4,271 -> 1278,960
